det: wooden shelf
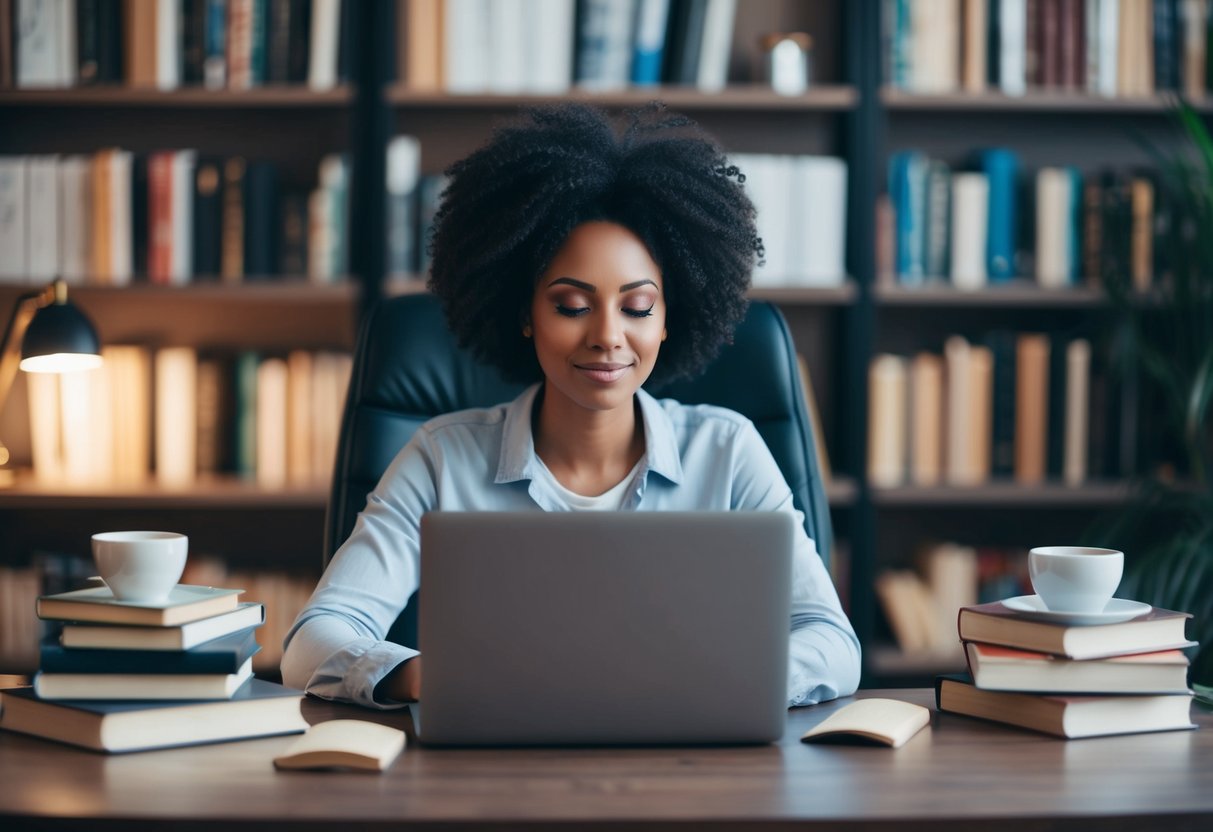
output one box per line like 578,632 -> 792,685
882,87 -> 1201,113
46,279 -> 358,304
0,86 -> 354,107
0,476 -> 328,510
872,481 -> 1133,508
385,277 -> 858,306
875,282 -> 1108,308
387,84 -> 858,111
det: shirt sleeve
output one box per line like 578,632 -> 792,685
280,430 -> 438,709
728,420 -> 862,707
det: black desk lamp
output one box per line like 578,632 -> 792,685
0,279 -> 103,484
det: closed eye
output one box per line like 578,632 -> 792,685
624,307 -> 655,318
556,304 -> 590,317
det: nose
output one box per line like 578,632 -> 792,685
587,308 -> 624,351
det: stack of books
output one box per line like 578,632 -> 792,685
936,601 -> 1199,739
0,584 -> 307,753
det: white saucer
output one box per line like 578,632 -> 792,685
1000,595 -> 1153,625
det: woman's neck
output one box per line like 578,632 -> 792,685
532,385 -> 646,496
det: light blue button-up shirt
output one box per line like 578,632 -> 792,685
281,383 -> 861,709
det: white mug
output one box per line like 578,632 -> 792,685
1028,546 -> 1123,613
92,531 -> 188,603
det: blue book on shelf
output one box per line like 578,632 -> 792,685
979,148 -> 1020,283
631,0 -> 670,85
40,628 -> 262,675
888,150 -> 927,283
1067,166 -> 1083,284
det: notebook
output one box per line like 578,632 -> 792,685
413,511 -> 794,746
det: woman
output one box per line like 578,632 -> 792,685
281,103 -> 861,708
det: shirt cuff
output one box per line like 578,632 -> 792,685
346,641 -> 420,709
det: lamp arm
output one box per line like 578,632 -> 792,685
0,287 -> 54,428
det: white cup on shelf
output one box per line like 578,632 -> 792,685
91,531 -> 188,603
1028,546 -> 1123,613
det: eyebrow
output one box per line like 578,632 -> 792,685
547,277 -> 659,293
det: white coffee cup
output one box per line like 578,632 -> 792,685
92,531 -> 188,603
1028,546 -> 1124,613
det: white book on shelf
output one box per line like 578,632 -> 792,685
524,0 -> 575,92
155,0 -> 180,89
56,0 -> 77,86
108,150 -> 134,286
488,0 -> 527,93
105,344 -> 153,484
444,0 -> 490,92
256,356 -> 289,489
1095,0 -> 1120,96
308,0 -> 340,89
27,370 -> 64,483
696,0 -> 736,92
1035,167 -> 1072,288
16,0 -> 60,87
59,155 -> 92,285
0,157 -> 29,283
998,0 -> 1026,95
59,363 -> 113,486
867,354 -> 908,488
27,156 -> 60,281
741,154 -> 793,288
155,346 -> 198,486
1064,338 -> 1091,486
789,156 -> 847,287
171,150 -> 197,285
943,335 -> 973,486
949,172 -> 988,290
307,187 -> 332,283
911,0 -> 959,93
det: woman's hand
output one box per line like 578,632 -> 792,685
384,656 -> 423,702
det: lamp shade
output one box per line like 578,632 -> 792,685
19,300 -> 103,373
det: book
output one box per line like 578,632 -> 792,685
957,602 -> 1195,660
37,585 -> 243,627
0,678 -> 306,753
61,602 -> 266,650
800,698 -> 931,749
936,675 -> 1196,739
964,642 -> 1193,694
41,628 -> 261,675
273,719 -> 407,771
35,657 -> 254,700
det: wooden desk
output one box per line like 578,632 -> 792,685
1,688 -> 1210,831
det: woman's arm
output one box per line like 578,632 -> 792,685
280,432 -> 438,708
729,421 -> 862,706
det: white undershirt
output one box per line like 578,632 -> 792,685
534,457 -> 645,511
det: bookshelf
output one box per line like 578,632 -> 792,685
0,0 -> 1197,683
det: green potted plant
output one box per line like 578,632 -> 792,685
1098,101 -> 1213,695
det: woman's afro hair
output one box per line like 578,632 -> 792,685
427,102 -> 762,388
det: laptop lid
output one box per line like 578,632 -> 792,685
416,511 -> 793,746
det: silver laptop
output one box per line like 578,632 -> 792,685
414,511 -> 793,746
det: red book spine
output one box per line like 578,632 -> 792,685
148,151 -> 173,285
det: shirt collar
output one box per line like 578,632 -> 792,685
494,383 -> 683,486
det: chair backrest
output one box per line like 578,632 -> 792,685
325,293 -> 833,645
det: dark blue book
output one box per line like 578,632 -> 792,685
978,148 -> 1019,282
888,150 -> 927,284
0,679 -> 306,753
40,628 -> 261,675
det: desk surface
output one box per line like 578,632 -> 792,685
1,687 -> 1211,831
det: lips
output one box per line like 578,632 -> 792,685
574,362 -> 632,383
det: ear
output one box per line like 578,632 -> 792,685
661,328 -> 668,342
522,324 -> 533,338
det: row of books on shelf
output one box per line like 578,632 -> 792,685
882,150 -> 1162,290
868,330 -> 1140,489
0,554 -> 314,673
937,600 -> 1197,739
0,558 -> 314,753
0,150 -> 349,286
0,0 -> 352,90
14,345 -> 352,489
887,0 -> 1208,99
401,0 -> 739,95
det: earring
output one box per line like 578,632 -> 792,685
522,324 -> 533,338
661,329 -> 668,342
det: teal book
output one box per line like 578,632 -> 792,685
40,628 -> 261,675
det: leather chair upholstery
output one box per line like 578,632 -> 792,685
324,293 -> 833,646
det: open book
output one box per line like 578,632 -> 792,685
800,698 -> 931,749
273,719 -> 406,772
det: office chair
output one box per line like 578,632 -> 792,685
324,292 -> 833,647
